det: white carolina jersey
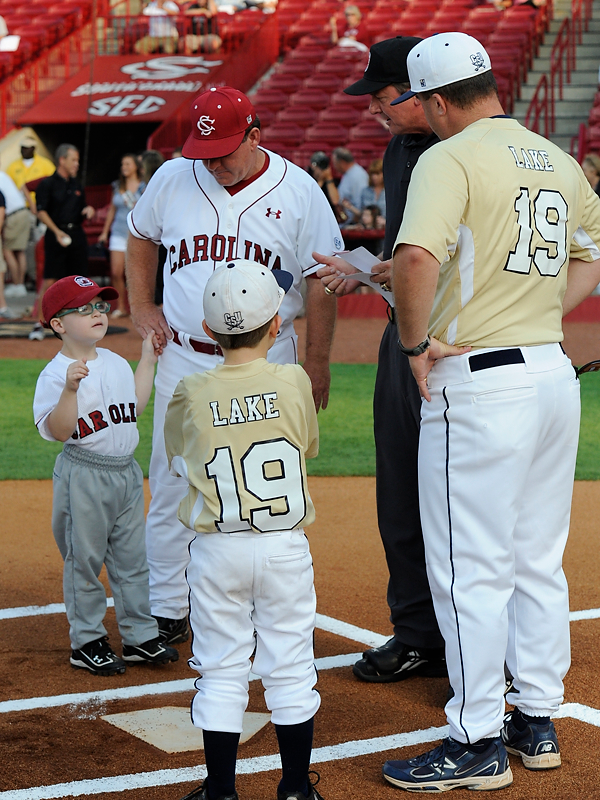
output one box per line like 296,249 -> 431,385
164,359 -> 318,534
396,117 -> 600,348
128,150 -> 343,343
34,348 -> 139,455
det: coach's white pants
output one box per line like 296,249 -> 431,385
419,344 -> 580,745
187,529 -> 320,732
146,334 -> 298,619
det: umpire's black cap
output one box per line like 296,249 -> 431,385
344,36 -> 422,95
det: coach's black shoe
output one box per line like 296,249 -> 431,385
70,636 -> 126,676
122,637 -> 179,665
277,771 -> 325,800
152,614 -> 190,644
383,736 -> 513,792
501,710 -> 561,770
353,637 -> 447,683
180,779 -> 238,800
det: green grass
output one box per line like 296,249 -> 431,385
2,360 -> 600,480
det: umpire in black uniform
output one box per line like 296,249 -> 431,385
315,37 -> 446,683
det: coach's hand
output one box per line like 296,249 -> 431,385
409,338 -> 471,402
313,251 -> 361,296
131,302 -> 173,353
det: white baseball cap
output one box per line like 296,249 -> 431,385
391,32 -> 491,104
203,260 -> 293,335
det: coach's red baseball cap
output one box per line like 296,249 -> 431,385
182,87 -> 256,160
42,275 -> 118,326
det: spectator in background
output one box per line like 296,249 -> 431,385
582,153 -> 600,197
330,5 -> 369,51
171,147 -> 183,159
308,151 -> 348,226
0,192 -> 15,319
332,146 -> 369,226
98,154 -> 145,319
343,157 -> 386,223
7,135 -> 55,214
183,0 -> 221,52
0,171 -> 32,298
135,0 -> 180,54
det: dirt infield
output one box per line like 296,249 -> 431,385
2,318 -> 600,799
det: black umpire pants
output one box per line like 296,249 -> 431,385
373,316 -> 443,650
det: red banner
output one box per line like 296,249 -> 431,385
18,54 -> 225,124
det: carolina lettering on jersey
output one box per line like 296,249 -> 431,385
169,235 -> 283,274
209,393 -> 280,427
71,403 -> 137,439
508,146 -> 554,172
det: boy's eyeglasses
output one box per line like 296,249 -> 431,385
55,301 -> 111,318
575,360 -> 600,378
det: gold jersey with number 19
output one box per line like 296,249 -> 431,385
164,359 -> 318,534
396,117 -> 600,348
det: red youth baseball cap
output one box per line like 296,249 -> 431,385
42,275 -> 118,327
182,86 -> 256,160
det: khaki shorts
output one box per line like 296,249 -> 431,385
3,208 -> 31,251
0,237 -> 6,273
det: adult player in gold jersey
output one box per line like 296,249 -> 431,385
165,261 -> 323,800
380,33 -> 600,792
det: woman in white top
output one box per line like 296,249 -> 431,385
98,154 -> 144,318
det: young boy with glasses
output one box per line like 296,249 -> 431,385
33,275 -> 179,675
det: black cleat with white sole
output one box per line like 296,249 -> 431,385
152,615 -> 190,644
70,636 -> 127,676
353,637 -> 447,683
122,637 -> 179,665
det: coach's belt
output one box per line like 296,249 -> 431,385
469,349 -> 525,372
170,327 -> 223,357
59,222 -> 80,230
5,207 -> 27,218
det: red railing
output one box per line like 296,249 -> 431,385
524,0 -> 593,138
148,11 -> 279,152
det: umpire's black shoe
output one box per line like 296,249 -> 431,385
353,637 -> 447,683
152,614 -> 190,644
122,637 -> 179,665
180,779 -> 238,800
70,636 -> 126,676
277,771 -> 325,800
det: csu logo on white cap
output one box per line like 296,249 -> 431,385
420,78 -> 426,87
224,311 -> 244,330
470,52 -> 486,71
74,276 -> 94,288
197,115 -> 216,135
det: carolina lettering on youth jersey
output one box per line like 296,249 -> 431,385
33,349 -> 140,455
165,359 -> 318,534
127,150 -> 342,343
397,117 -> 600,348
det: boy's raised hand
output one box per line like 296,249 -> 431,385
65,359 -> 88,392
141,330 -> 161,361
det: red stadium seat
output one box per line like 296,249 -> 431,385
288,88 -> 331,109
252,88 -> 292,110
303,73 -> 343,92
265,73 -> 303,94
349,120 -> 391,141
276,106 -> 319,128
275,60 -> 316,77
289,45 -> 330,63
305,122 -> 349,143
315,59 -> 357,77
318,105 -> 361,126
329,90 -> 369,108
252,106 -> 276,127
261,123 -> 306,146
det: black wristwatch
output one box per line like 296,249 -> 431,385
398,335 -> 431,357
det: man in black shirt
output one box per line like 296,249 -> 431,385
29,143 -> 95,339
315,38 -> 446,685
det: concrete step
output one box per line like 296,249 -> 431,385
550,135 -> 576,152
554,100 -> 596,115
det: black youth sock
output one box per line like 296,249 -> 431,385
202,729 -> 240,799
275,717 -> 314,796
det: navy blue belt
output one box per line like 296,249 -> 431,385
469,349 -> 525,372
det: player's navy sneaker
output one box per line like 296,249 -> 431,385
179,779 -> 238,800
501,710 -> 561,770
70,636 -> 126,676
382,736 -> 513,792
122,637 -> 179,665
152,614 -> 190,644
353,637 -> 447,683
277,771 -> 325,800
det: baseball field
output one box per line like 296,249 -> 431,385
1,316 -> 600,800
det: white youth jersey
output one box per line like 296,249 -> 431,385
34,348 -> 140,456
128,150 -> 343,343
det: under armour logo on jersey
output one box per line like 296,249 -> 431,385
265,208 -> 282,219
74,276 -> 94,288
470,52 -> 486,71
197,115 -> 215,135
224,311 -> 244,330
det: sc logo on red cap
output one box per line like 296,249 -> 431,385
197,115 -> 216,135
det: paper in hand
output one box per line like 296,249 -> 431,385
333,246 -> 394,306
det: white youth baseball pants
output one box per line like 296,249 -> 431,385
187,529 -> 320,732
146,333 -> 298,619
418,343 -> 580,744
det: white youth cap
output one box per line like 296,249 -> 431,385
203,260 -> 293,335
391,32 -> 491,104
